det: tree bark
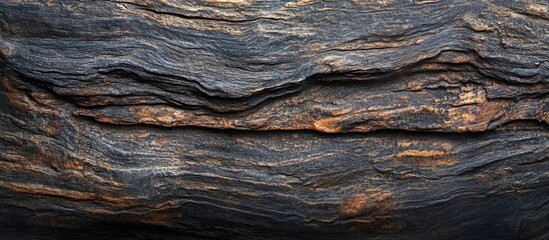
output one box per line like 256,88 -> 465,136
0,0 -> 548,239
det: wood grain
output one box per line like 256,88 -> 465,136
0,0 -> 548,239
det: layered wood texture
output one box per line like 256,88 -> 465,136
0,0 -> 549,239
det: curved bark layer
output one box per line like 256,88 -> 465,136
0,0 -> 548,239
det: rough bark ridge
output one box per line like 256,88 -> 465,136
0,0 -> 549,239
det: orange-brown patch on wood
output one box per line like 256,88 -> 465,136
450,54 -> 474,64
62,159 -> 84,170
135,106 -> 186,126
463,15 -> 496,32
397,150 -> 445,159
421,106 -> 438,113
345,0 -> 396,7
44,120 -> 61,137
399,172 -> 417,179
396,142 -> 455,167
3,77 -> 35,112
4,78 -> 61,116
1,181 -> 135,206
136,107 -> 156,121
312,117 -> 343,133
406,82 -> 423,91
399,95 -> 410,102
340,189 -> 395,217
447,100 -> 506,132
204,0 -> 250,3
397,141 -> 414,148
52,157 -> 84,171
285,0 -> 319,7
29,91 -> 64,112
474,101 -> 507,130
526,4 -> 547,17
204,0 -> 255,5
453,85 -> 487,106
151,137 -> 170,147
461,111 -> 476,123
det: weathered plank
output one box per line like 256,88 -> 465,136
0,0 -> 548,239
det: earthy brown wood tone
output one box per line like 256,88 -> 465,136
0,0 -> 548,239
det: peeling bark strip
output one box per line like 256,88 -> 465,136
0,0 -> 549,239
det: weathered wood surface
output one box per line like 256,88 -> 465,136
0,0 -> 548,239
